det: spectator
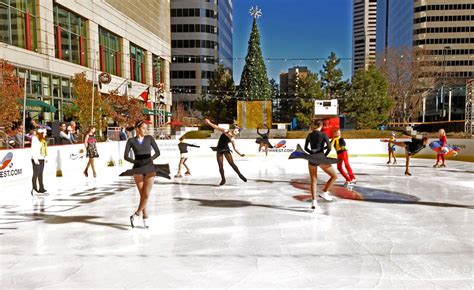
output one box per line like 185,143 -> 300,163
119,127 -> 128,141
59,122 -> 73,144
69,121 -> 78,143
13,125 -> 26,148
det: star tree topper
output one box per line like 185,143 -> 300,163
249,6 -> 262,19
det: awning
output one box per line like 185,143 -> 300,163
17,99 -> 57,113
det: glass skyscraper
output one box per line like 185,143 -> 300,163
170,0 -> 233,105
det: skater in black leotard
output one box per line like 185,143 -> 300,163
380,134 -> 428,176
205,119 -> 247,186
289,119 -> 338,209
255,124 -> 273,156
120,120 -> 170,228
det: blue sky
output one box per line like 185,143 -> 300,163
232,0 -> 353,85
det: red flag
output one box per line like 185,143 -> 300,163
139,87 -> 149,102
146,101 -> 153,109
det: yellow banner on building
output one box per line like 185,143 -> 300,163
237,101 -> 272,129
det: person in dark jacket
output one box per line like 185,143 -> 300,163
175,136 -> 200,178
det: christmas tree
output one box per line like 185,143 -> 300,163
237,7 -> 271,100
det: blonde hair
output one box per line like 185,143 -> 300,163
438,128 -> 446,137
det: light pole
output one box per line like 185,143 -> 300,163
440,46 -> 451,113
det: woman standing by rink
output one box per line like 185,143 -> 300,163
30,128 -> 48,196
83,126 -> 99,178
120,120 -> 170,229
204,118 -> 247,186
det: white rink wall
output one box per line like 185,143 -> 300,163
1,138 -> 473,185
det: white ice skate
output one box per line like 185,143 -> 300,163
318,191 -> 334,202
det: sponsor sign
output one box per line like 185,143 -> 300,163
0,152 -> 23,178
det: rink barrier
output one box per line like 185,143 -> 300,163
0,138 -> 472,186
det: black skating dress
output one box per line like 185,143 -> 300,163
120,135 -> 170,179
289,131 -> 339,166
255,127 -> 273,148
404,137 -> 426,156
211,133 -> 232,153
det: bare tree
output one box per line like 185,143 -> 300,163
378,47 -> 436,123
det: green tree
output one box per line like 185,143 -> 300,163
319,52 -> 350,111
71,72 -> 104,132
236,17 -> 271,100
294,71 -> 324,127
193,64 -> 236,124
346,65 -> 393,129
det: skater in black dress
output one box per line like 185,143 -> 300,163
289,119 -> 338,209
255,125 -> 273,156
380,134 -> 428,176
204,119 -> 247,186
121,120 -> 170,228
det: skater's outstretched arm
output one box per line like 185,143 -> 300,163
380,139 -> 407,148
184,142 -> 200,148
230,140 -> 245,157
204,119 -> 226,133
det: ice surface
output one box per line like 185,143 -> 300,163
1,156 -> 473,288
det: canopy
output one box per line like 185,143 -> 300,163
17,99 -> 57,113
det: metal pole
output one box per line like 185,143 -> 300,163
441,49 -> 446,106
91,52 -> 96,125
422,96 -> 426,123
448,90 -> 452,121
22,72 -> 27,148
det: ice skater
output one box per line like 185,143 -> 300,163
83,126 -> 99,178
30,128 -> 49,196
380,134 -> 428,176
433,129 -> 447,168
386,131 -> 397,164
120,120 -> 170,229
255,124 -> 273,156
175,136 -> 200,178
204,118 -> 247,186
289,119 -> 339,210
330,129 -> 356,187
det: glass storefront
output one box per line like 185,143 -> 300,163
0,0 -> 37,51
15,67 -> 74,123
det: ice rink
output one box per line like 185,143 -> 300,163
1,155 -> 473,288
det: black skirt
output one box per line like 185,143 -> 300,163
120,159 -> 171,179
255,138 -> 274,148
211,146 -> 232,154
289,144 -> 339,166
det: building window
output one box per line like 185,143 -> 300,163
99,27 -> 121,76
152,55 -> 165,87
53,4 -> 88,66
0,0 -> 37,51
130,43 -> 146,83
170,71 -> 196,79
